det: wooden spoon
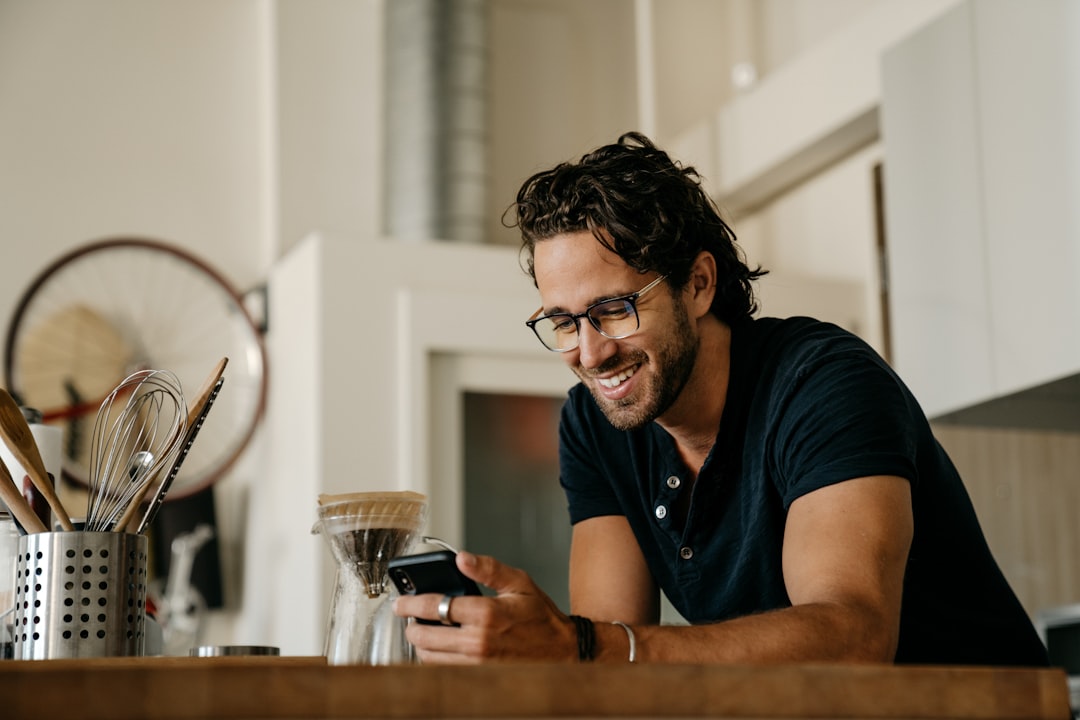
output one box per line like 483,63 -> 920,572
0,388 -> 75,531
0,452 -> 48,534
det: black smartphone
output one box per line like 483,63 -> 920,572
388,550 -> 482,625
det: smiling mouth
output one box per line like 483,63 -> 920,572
596,364 -> 638,389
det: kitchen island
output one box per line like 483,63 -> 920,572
0,656 -> 1070,719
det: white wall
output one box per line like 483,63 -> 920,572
275,0 -> 384,257
0,0 -> 272,292
758,0 -> 890,73
738,143 -> 887,348
487,0 -> 638,248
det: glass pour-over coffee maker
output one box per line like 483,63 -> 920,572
312,491 -> 428,665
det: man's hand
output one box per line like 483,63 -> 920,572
392,551 -> 578,664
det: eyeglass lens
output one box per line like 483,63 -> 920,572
533,298 -> 639,351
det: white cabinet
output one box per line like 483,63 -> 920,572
881,0 -> 1080,421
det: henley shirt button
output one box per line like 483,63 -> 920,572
654,505 -> 667,520
665,476 -> 681,489
679,546 -> 694,560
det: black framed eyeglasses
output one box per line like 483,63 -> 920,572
525,275 -> 667,352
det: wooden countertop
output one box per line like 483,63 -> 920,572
0,656 -> 1070,719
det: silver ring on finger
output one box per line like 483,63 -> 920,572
437,594 -> 454,626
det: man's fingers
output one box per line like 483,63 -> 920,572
393,592 -> 482,626
457,551 -> 537,596
404,615 -> 488,662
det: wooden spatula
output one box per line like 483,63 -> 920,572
0,453 -> 48,534
0,388 -> 74,531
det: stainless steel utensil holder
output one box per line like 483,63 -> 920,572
13,531 -> 148,659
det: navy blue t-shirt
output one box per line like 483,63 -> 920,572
559,316 -> 1048,666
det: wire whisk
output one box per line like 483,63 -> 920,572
85,369 -> 188,532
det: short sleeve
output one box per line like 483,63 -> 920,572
767,340 -> 920,508
558,387 -> 624,524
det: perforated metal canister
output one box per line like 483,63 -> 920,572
13,531 -> 148,659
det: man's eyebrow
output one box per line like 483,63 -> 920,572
541,288 -> 637,317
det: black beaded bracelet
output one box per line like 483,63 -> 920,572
569,615 -> 596,662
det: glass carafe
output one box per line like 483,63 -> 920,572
312,491 -> 427,665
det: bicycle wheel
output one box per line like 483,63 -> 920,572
3,237 -> 267,500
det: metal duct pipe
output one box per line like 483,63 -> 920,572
384,0 -> 488,243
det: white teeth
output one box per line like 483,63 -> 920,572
597,366 -> 636,388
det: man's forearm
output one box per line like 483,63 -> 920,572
588,602 -> 898,664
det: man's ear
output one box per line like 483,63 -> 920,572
686,251 -> 717,319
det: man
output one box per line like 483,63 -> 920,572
394,133 -> 1049,666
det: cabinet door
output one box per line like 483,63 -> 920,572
882,2 -> 994,418
974,0 -> 1080,397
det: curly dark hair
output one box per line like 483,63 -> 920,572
510,132 -> 766,324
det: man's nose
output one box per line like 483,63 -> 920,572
574,322 -> 617,369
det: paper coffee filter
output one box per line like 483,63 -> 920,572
317,490 -> 426,508
314,491 -> 428,532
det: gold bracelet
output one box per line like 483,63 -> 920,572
611,621 -> 636,663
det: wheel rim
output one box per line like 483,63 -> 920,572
3,237 -> 268,500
